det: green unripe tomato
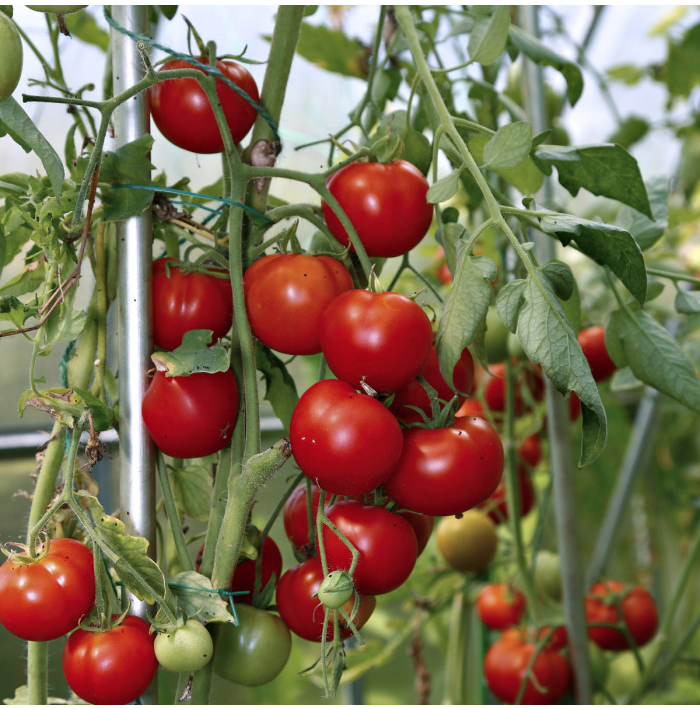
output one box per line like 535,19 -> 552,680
0,11 -> 22,102
154,619 -> 214,673
588,641 -> 609,689
533,550 -> 562,602
212,605 -> 291,687
317,570 -> 354,609
484,307 -> 510,364
26,5 -> 87,13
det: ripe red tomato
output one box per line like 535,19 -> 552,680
230,535 -> 283,605
483,361 -> 545,415
321,160 -> 433,258
518,434 -> 542,468
152,257 -> 233,351
385,416 -> 504,516
322,500 -> 418,595
476,583 -> 527,630
484,627 -> 571,704
480,463 -> 535,524
141,368 -> 239,459
578,326 -> 617,382
243,253 -> 353,355
283,483 -> 326,554
455,397 -> 486,419
62,615 -> 159,705
275,556 -> 375,642
397,509 -> 434,556
389,345 -> 475,424
0,538 -> 95,642
149,57 -> 259,153
319,289 -> 434,393
289,379 -> 403,496
585,580 -> 659,651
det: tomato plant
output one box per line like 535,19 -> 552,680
578,326 -> 617,383
212,604 -> 292,686
0,11 -> 22,102
149,57 -> 259,153
319,288 -> 434,393
479,463 -> 535,524
476,583 -> 527,630
321,160 -> 433,257
62,615 -> 159,705
243,253 -> 353,355
483,627 -> 572,705
154,618 -> 214,673
322,500 -> 419,595
0,538 -> 95,642
435,509 -> 498,574
585,580 -> 659,651
151,257 -> 233,351
385,415 -> 504,516
141,367 -> 239,459
283,483 -> 330,554
230,534 -> 283,605
289,379 -> 403,495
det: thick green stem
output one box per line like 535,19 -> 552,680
26,641 -> 48,706
211,439 -> 292,590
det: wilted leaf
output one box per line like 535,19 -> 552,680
169,571 -> 233,624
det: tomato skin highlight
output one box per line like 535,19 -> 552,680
578,325 -> 617,382
385,416 -> 504,516
152,257 -> 233,351
62,615 -> 159,705
141,368 -> 239,459
322,500 -> 418,595
149,58 -> 259,153
585,580 -> 659,651
484,627 -> 571,705
321,160 -> 433,258
320,289 -> 434,393
0,538 -> 95,642
243,253 -> 353,355
289,379 -> 404,496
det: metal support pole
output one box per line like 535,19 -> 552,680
111,6 -> 155,610
519,6 -> 593,703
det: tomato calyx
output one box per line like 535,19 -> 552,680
76,606 -> 134,635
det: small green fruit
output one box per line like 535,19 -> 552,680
0,11 -> 22,102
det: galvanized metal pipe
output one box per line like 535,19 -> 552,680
111,7 -> 155,612
518,6 -> 593,703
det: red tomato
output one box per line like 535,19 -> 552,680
0,538 -> 95,642
243,253 -> 353,355
322,500 -> 418,595
569,391 -> 581,420
483,361 -> 544,414
455,397 -> 486,419
398,510 -> 434,556
389,345 -> 475,424
518,434 -> 542,468
152,257 -> 233,351
476,583 -> 527,630
319,289 -> 434,393
289,379 -> 403,496
321,160 -> 433,258
538,625 -> 568,651
62,615 -> 159,705
384,416 -> 504,516
585,580 -> 658,651
149,58 -> 259,153
283,483 -> 332,554
275,556 -> 375,642
480,464 -> 535,524
141,368 -> 239,459
230,535 -> 283,605
578,326 -> 617,382
484,628 -> 571,704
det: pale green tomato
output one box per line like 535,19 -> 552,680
26,5 -> 87,13
0,11 -> 22,102
154,619 -> 214,673
533,550 -> 562,601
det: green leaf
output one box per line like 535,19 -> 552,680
64,10 -> 109,50
537,212 -> 647,305
482,121 -> 533,171
100,135 -> 155,221
427,168 -> 461,204
675,287 -> 700,314
77,491 -> 168,605
170,464 -> 213,521
468,133 -> 544,195
73,387 -> 113,432
169,571 -> 233,624
541,260 -> 574,301
615,175 -> 669,251
0,98 -> 64,198
508,25 -> 583,106
153,330 -> 230,377
0,260 -> 45,297
42,288 -> 87,348
606,63 -> 645,85
607,116 -> 649,149
533,144 -> 653,219
296,23 -> 368,78
607,306 -> 700,413
497,271 -> 607,466
664,23 -> 700,98
255,341 -> 298,431
436,246 -> 497,389
468,5 -> 511,66
158,5 -> 179,20
0,294 -> 38,328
